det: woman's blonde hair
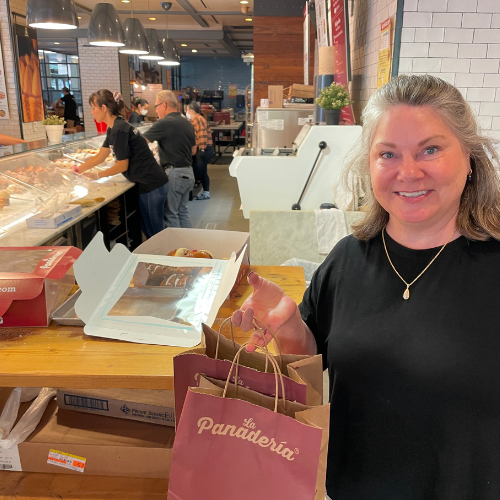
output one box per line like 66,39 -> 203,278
345,74 -> 500,241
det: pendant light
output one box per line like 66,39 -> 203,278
159,39 -> 180,66
139,29 -> 164,60
88,3 -> 125,47
26,0 -> 79,30
120,1 -> 149,55
158,10 -> 179,66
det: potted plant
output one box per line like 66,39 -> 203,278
316,82 -> 353,125
42,115 -> 66,144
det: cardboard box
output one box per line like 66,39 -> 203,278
268,85 -> 284,108
74,231 -> 246,347
134,227 -> 250,296
288,83 -> 315,98
26,204 -> 82,229
57,388 -> 175,427
1,393 -> 174,478
0,246 -> 81,327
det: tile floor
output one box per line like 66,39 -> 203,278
187,156 -> 249,233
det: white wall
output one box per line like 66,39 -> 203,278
348,0 -> 399,122
399,0 -> 500,140
78,38 -> 121,135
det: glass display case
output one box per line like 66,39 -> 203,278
0,122 -> 155,239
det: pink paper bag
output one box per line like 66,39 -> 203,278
167,388 -> 323,500
173,323 -> 323,425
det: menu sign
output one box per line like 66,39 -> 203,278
331,0 -> 355,124
0,33 -> 10,120
377,18 -> 392,89
316,0 -> 329,47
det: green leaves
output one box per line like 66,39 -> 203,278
42,116 -> 66,125
316,82 -> 353,110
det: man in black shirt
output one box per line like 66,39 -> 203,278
55,87 -> 78,128
143,90 -> 196,228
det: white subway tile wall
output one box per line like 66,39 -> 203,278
78,39 -> 121,135
401,0 -> 500,140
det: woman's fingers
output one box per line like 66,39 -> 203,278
231,307 -> 256,332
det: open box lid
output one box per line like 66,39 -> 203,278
74,232 -> 245,347
0,246 -> 81,317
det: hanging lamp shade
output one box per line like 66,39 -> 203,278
119,18 -> 149,54
159,38 -> 180,66
26,0 -> 78,29
88,3 -> 125,47
139,29 -> 164,60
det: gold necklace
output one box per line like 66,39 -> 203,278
381,227 -> 456,300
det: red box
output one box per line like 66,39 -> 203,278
0,246 -> 82,327
213,112 -> 230,125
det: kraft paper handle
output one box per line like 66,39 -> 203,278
223,342 -> 286,413
216,315 -> 284,374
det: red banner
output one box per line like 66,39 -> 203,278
331,0 -> 355,124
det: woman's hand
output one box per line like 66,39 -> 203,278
83,171 -> 99,180
232,272 -> 311,353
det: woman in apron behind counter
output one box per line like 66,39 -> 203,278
76,89 -> 168,239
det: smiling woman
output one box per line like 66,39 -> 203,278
230,74 -> 500,499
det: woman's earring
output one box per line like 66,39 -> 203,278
467,168 -> 473,182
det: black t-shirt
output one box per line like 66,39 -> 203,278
61,94 -> 77,121
143,112 -> 195,168
128,111 -> 143,125
102,116 -> 167,194
300,233 -> 500,500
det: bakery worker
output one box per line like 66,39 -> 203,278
76,89 -> 168,239
53,87 -> 78,128
129,97 -> 149,125
143,90 -> 197,228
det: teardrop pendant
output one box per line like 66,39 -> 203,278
403,287 -> 410,300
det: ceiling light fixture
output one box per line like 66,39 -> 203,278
240,1 -> 249,4
159,38 -> 180,66
149,17 -> 156,20
121,0 -> 130,2
181,43 -> 187,47
120,0 -> 149,55
139,28 -> 164,60
26,0 -> 79,30
88,3 -> 125,47
158,8 -> 179,66
54,42 -> 60,44
245,18 -> 253,21
191,49 -> 197,53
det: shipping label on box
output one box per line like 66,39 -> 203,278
74,232 -> 246,347
26,204 -> 82,229
268,85 -> 284,108
57,388 -> 175,427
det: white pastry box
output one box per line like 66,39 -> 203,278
74,232 -> 246,347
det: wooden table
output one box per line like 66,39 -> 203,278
0,265 -> 305,500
